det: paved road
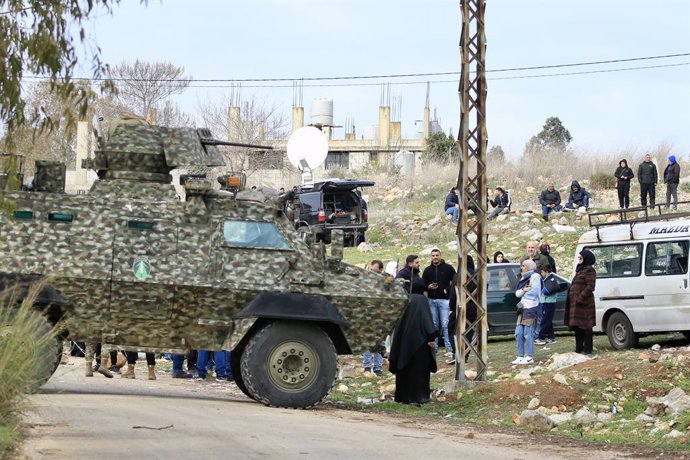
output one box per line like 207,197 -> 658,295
21,358 -> 628,460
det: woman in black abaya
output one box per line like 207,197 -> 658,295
389,294 -> 438,404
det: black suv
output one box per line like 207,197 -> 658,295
286,179 -> 374,246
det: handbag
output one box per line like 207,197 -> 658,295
515,300 -> 524,316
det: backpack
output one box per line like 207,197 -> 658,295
542,273 -> 562,295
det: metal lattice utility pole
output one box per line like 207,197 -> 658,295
454,0 -> 488,382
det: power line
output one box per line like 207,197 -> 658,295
133,62 -> 690,89
21,52 -> 690,84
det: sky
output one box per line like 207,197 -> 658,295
77,0 -> 690,159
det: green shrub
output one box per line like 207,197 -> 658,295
589,172 -> 617,190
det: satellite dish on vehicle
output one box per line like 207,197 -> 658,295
287,126 -> 328,171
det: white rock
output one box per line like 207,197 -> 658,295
559,217 -> 569,225
663,429 -> 685,439
338,363 -> 356,380
428,216 -> 441,226
496,214 -> 509,221
356,242 -> 372,252
553,373 -> 569,385
651,344 -> 661,351
337,384 -> 349,392
553,224 -> 577,233
528,397 -> 540,409
547,352 -> 591,371
597,412 -> 615,423
635,414 -> 654,423
548,413 -> 574,426
445,241 -> 458,251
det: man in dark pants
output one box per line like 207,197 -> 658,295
638,154 -> 658,207
664,155 -> 681,210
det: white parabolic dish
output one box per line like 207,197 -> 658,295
287,126 -> 328,170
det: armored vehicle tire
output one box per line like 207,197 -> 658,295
683,331 -> 690,341
0,308 -> 61,392
606,312 -> 639,350
230,348 -> 254,400
240,321 -> 337,408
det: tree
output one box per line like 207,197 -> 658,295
109,60 -> 192,120
487,145 -> 506,163
0,1 -> 138,134
524,116 -> 572,156
423,131 -> 459,163
196,95 -> 288,177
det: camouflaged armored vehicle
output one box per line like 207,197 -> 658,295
0,119 -> 409,408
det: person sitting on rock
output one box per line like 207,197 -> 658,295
539,183 -> 562,221
444,187 -> 459,223
488,187 -> 511,220
564,180 -> 590,211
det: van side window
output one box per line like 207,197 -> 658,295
586,244 -> 642,278
645,240 -> 689,276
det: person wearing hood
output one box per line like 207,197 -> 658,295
422,248 -> 457,356
564,180 -> 590,210
444,187 -> 460,223
638,154 -> 658,207
395,255 -> 425,295
565,249 -> 597,354
664,155 -> 681,210
389,294 -> 438,405
513,259 -> 541,365
614,159 -> 634,209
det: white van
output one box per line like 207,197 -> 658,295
576,217 -> 690,349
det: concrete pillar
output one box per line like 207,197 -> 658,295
390,121 -> 401,141
323,126 -> 332,140
228,106 -> 240,141
292,106 -> 304,133
423,106 -> 430,140
344,132 -> 355,141
378,106 -> 390,146
74,121 -> 89,188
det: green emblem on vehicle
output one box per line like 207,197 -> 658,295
132,257 -> 151,281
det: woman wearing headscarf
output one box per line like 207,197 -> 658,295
614,159 -> 634,209
492,251 -> 509,263
513,259 -> 541,365
565,249 -> 597,354
389,294 -> 438,404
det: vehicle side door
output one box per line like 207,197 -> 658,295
487,265 -> 519,333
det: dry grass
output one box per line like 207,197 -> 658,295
0,281 -> 59,457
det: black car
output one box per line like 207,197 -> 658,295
487,263 -> 570,336
286,179 -> 374,246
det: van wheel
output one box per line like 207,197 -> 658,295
230,348 -> 254,400
606,312 -> 639,350
240,321 -> 337,408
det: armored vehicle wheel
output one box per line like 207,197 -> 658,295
230,348 -> 254,400
240,321 -> 337,408
683,331 -> 690,341
606,312 -> 639,350
0,309 -> 61,391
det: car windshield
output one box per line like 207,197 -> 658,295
223,221 -> 290,250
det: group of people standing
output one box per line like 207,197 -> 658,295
615,154 -> 680,209
513,241 -> 598,364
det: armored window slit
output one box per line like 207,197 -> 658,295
13,210 -> 33,220
48,212 -> 74,223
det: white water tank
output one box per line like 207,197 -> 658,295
310,98 -> 334,126
394,150 -> 415,176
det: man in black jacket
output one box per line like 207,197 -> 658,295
488,187 -> 511,220
539,183 -> 562,221
664,155 -> 681,210
638,154 -> 658,207
422,249 -> 457,356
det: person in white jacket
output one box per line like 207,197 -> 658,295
512,259 -> 542,365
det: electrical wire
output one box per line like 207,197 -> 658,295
20,52 -> 690,84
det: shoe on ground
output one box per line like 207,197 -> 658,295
374,370 -> 383,377
511,357 -> 524,365
534,339 -> 547,346
363,367 -> 372,373
522,356 -> 534,365
546,338 -> 557,344
172,370 -> 193,379
109,365 -> 121,374
443,352 -> 454,358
